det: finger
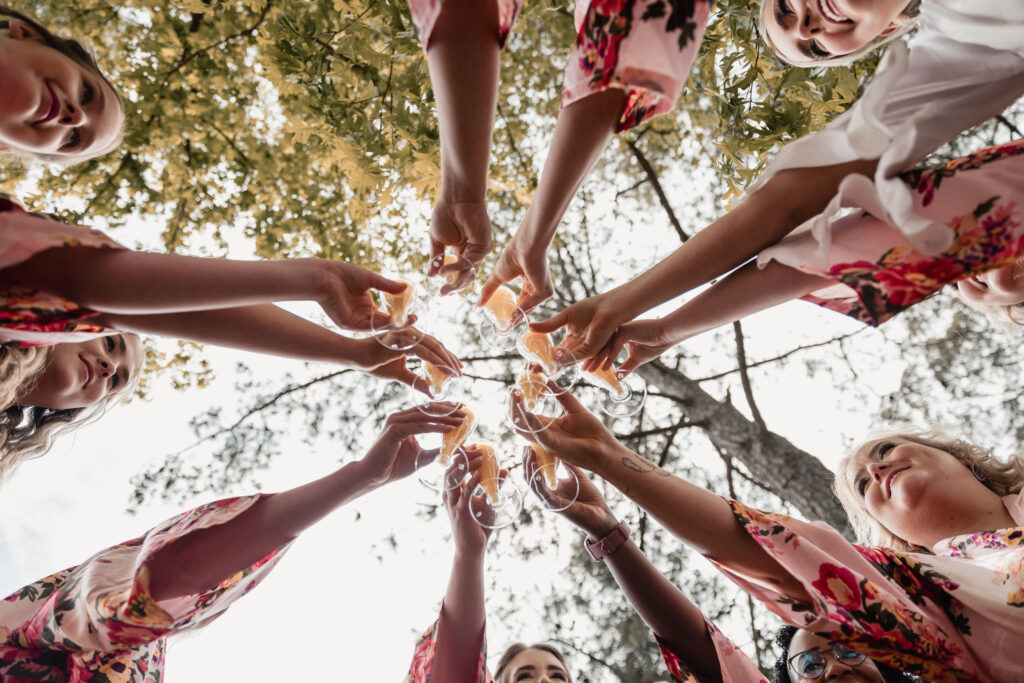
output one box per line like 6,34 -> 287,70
477,272 -> 505,308
388,365 -> 421,391
368,271 -> 408,294
529,307 -> 570,334
428,239 -> 446,276
547,380 -> 588,414
619,347 -> 644,375
516,290 -> 551,318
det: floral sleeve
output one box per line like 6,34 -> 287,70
407,0 -> 523,49
563,0 -> 713,132
1,496 -> 287,665
714,500 -> 995,683
757,138 -> 1024,326
0,198 -> 125,346
407,611 -> 492,683
656,623 -> 769,683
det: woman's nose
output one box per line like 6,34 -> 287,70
867,461 -> 888,481
823,657 -> 855,679
98,359 -> 113,377
796,8 -> 822,38
59,101 -> 84,126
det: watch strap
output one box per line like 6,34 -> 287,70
585,521 -> 630,561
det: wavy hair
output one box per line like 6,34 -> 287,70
0,342 -> 135,483
772,625 -> 918,683
758,0 -> 922,68
835,426 -> 1024,551
494,643 -> 573,683
0,4 -> 125,163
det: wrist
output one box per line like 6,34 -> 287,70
581,515 -> 621,539
584,520 -> 631,561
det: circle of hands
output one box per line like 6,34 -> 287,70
342,223 -> 652,540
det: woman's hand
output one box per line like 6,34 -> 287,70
585,318 -> 676,374
428,201 -> 494,294
524,449 -> 619,538
530,291 -> 631,367
347,331 -> 463,394
442,449 -> 499,557
359,405 -> 466,488
311,260 -> 407,332
478,232 -> 554,320
510,382 -> 625,477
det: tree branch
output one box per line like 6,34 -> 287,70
732,321 -> 766,431
626,137 -> 689,243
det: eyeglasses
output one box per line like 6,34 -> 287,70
788,644 -> 868,680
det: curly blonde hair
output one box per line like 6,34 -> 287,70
0,343 -> 133,483
758,0 -> 922,68
835,426 -> 1024,551
494,643 -> 574,683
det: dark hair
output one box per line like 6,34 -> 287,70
0,4 -> 124,162
494,643 -> 573,683
772,626 -> 917,683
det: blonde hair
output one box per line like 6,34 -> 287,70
757,0 -> 921,68
835,426 -> 1024,551
0,342 -> 135,483
494,643 -> 574,683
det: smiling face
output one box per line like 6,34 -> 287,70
503,648 -> 569,682
17,334 -> 144,410
844,437 -> 1002,547
762,0 -> 910,64
0,20 -> 123,161
787,631 -> 884,682
956,260 -> 1024,306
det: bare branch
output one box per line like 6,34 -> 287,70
732,321 -> 766,431
625,137 -> 689,242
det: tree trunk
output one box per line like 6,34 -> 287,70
638,360 -> 854,539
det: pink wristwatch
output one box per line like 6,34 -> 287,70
584,521 -> 630,561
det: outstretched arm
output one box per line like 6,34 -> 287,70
431,457 -> 493,683
480,88 -> 628,313
0,240 -> 405,331
146,405 -> 465,601
528,455 -> 723,683
589,259 -> 830,372
532,159 -> 877,362
513,388 -> 810,602
98,304 -> 463,389
423,0 -> 501,292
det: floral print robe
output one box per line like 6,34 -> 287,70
759,138 -> 1024,325
0,496 -> 286,683
406,611 -> 492,683
408,0 -> 711,132
715,491 -> 1024,683
0,198 -> 122,346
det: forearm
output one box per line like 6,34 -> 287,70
0,247 -> 321,314
604,160 -> 877,321
98,305 -> 362,365
595,444 -> 809,601
518,88 -> 627,246
432,549 -> 488,683
660,260 -> 831,343
147,460 -> 379,601
599,538 -> 723,683
427,0 -> 501,203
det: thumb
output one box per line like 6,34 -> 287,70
428,239 -> 446,276
529,307 -> 570,334
368,271 -> 407,294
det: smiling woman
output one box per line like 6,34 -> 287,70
0,4 -> 125,163
759,0 -> 922,67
